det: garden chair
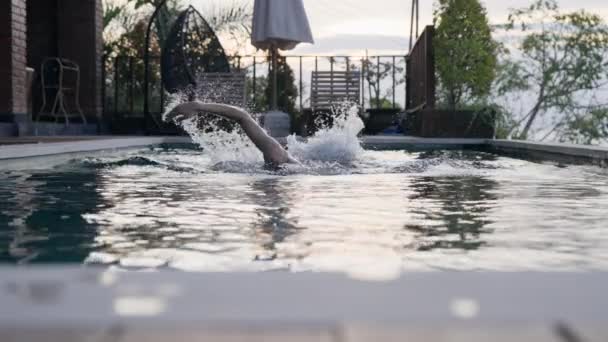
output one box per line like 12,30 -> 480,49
306,70 -> 361,134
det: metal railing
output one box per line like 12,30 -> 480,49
102,54 -> 409,120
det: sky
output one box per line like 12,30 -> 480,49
190,0 -> 608,56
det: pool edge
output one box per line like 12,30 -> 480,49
0,136 -> 192,161
487,139 -> 608,167
1,136 -> 607,167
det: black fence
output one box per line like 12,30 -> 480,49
406,26 -> 435,111
102,54 -> 409,121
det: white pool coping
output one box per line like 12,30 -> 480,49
490,139 -> 608,162
0,136 -> 188,160
0,136 -> 487,161
1,136 -> 607,166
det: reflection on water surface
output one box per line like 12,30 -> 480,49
1,146 -> 607,278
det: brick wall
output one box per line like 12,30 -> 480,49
0,0 -> 28,121
27,0 -> 58,117
1,0 -> 103,125
57,0 -> 103,120
0,2 -> 11,117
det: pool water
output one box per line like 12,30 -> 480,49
1,144 -> 607,278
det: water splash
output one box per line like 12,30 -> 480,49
287,102 -> 364,164
180,117 -> 263,165
164,95 -> 365,170
163,92 -> 264,166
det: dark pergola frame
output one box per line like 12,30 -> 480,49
143,0 -> 169,134
143,0 -> 232,133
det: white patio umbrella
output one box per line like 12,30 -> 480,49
251,0 -> 314,110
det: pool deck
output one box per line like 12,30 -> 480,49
0,135 -> 607,166
0,268 -> 606,341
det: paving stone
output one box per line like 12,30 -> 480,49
121,327 -> 337,342
1,325 -> 337,342
570,325 -> 608,342
0,328 -> 108,342
342,324 -> 557,342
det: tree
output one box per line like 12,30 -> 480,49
335,56 -> 405,110
434,0 -> 498,110
369,97 -> 401,110
135,0 -> 184,44
102,0 -> 184,58
246,73 -> 268,113
102,0 -> 253,113
243,56 -> 299,133
245,55 -> 298,114
102,0 -> 251,57
497,0 -> 608,141
265,55 -> 299,115
362,56 -> 405,109
561,108 -> 608,144
204,1 -> 253,53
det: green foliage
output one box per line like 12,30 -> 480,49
434,0 -> 498,109
102,0 -> 183,58
103,2 -> 125,29
246,74 -> 268,113
361,57 -> 405,108
204,1 -> 253,53
264,56 -> 299,115
369,98 -> 401,110
436,100 -> 510,138
492,110 -> 515,139
494,59 -> 531,96
205,1 -> 252,33
334,56 -> 405,110
561,108 -> 608,144
498,0 -> 608,142
246,56 -> 299,115
102,0 -> 254,116
245,57 -> 299,133
103,0 -> 251,57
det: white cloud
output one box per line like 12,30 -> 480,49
184,0 -> 608,55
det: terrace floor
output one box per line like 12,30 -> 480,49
0,268 -> 606,342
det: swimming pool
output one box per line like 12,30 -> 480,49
1,142 -> 607,279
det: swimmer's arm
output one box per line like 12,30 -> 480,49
166,101 -> 295,165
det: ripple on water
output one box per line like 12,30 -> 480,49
1,105 -> 608,276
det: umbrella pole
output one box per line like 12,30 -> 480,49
271,46 -> 278,111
